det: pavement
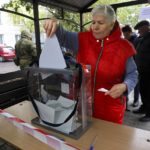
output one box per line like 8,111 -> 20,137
123,92 -> 150,131
0,61 -> 20,74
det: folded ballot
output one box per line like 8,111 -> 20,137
39,34 -> 66,69
34,95 -> 79,133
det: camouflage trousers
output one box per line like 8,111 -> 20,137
19,59 -> 32,70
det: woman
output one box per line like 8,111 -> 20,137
44,5 -> 138,124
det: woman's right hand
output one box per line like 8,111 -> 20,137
44,19 -> 59,37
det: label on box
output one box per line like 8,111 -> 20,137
61,82 -> 69,94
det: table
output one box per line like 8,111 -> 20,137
0,100 -> 150,150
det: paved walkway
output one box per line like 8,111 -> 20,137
123,91 -> 150,131
0,62 -> 19,74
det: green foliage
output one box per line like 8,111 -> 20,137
2,0 -> 34,32
92,0 -> 148,29
2,0 -> 149,32
117,6 -> 140,27
61,14 -> 80,32
46,7 -> 81,31
3,0 -> 32,12
117,4 -> 148,28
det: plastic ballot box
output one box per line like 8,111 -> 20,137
27,65 -> 92,139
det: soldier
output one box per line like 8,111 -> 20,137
14,30 -> 37,70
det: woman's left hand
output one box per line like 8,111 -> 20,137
105,83 -> 127,99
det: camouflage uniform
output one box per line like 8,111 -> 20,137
15,30 -> 37,70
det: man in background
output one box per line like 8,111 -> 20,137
122,24 -> 137,45
133,20 -> 150,122
14,30 -> 37,70
122,25 -> 139,108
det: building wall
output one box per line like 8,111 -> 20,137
0,0 -> 46,49
0,11 -> 21,47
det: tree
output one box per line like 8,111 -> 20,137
2,0 -> 34,32
2,0 -> 82,31
2,0 -> 33,12
2,0 -> 149,31
88,0 -> 148,28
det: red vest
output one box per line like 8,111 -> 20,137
77,23 -> 136,124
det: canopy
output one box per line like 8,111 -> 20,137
25,0 -> 97,12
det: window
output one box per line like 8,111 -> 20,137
0,34 -> 4,44
0,12 -> 1,24
15,34 -> 21,42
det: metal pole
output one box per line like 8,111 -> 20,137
80,13 -> 83,31
33,0 -> 41,61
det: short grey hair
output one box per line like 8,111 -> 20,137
91,5 -> 116,23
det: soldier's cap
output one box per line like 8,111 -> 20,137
134,20 -> 150,30
21,30 -> 32,39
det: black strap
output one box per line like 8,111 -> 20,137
28,92 -> 79,127
41,99 -> 78,127
76,63 -> 82,89
28,93 -> 40,117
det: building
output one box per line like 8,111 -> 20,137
0,0 -> 22,47
0,11 -> 21,47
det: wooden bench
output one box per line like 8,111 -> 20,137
0,71 -> 28,108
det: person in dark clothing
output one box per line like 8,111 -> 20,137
122,25 -> 137,44
122,25 -> 139,107
133,20 -> 150,122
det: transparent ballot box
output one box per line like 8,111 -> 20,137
27,65 -> 92,139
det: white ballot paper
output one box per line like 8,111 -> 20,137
35,96 -> 80,133
39,34 -> 67,69
98,88 -> 108,93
